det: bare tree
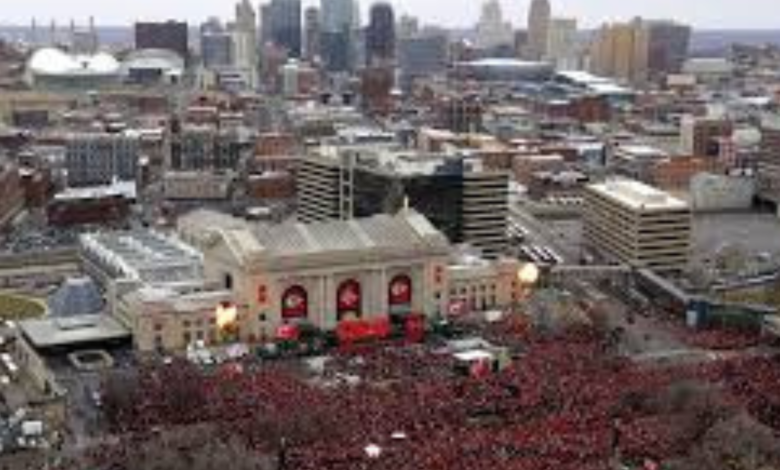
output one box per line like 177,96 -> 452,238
672,413 -> 780,470
101,369 -> 141,428
82,425 -> 275,470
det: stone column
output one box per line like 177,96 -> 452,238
380,267 -> 388,316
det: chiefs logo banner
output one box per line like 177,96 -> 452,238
282,286 -> 308,320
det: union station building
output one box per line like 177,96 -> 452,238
85,209 -> 530,353
129,209 -> 450,350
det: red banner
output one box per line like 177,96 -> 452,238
336,316 -> 392,344
337,280 -> 362,320
282,285 -> 308,319
276,324 -> 300,341
389,275 -> 412,306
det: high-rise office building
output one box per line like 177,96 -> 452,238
66,133 -> 140,187
474,0 -> 513,51
584,179 -> 692,272
527,0 -> 551,60
646,20 -> 691,78
545,17 -> 578,70
366,2 -> 396,66
260,4 -> 273,44
233,0 -> 259,87
304,6 -> 321,60
396,14 -> 419,40
266,0 -> 303,58
321,0 -> 358,32
398,30 -> 449,86
135,21 -> 189,62
200,18 -> 233,69
320,0 -> 358,72
589,19 -> 650,84
514,30 -> 529,58
299,149 -> 509,258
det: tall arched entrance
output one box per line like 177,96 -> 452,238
336,279 -> 362,321
281,285 -> 308,322
388,275 -> 413,317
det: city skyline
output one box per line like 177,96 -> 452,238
4,0 -> 780,29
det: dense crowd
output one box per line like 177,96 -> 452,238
66,323 -> 780,470
647,306 -> 767,351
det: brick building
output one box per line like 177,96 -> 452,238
649,156 -> 722,190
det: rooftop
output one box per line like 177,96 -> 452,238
20,314 -> 131,349
54,180 -> 137,202
555,71 -> 633,95
125,287 -> 232,314
316,147 -> 490,176
457,58 -> 550,69
615,144 -> 669,159
761,114 -> 780,131
252,210 -> 448,258
556,70 -> 614,85
180,210 -> 452,264
589,179 -> 689,212
80,230 -> 203,284
28,47 -> 121,77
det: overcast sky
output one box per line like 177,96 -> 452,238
5,0 -> 780,29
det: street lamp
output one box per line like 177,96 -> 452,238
215,302 -> 238,330
517,262 -> 540,287
512,262 -> 540,316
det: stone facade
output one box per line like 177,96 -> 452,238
179,209 -> 451,340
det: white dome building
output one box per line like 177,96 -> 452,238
26,47 -> 122,89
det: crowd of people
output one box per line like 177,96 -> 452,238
64,322 -> 780,470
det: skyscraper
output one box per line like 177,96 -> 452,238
320,0 -> 358,72
545,17 -> 578,70
135,21 -> 189,62
260,4 -> 273,44
233,0 -> 259,87
267,0 -> 303,58
474,0 -> 513,51
396,14 -> 419,40
200,18 -> 233,69
589,19 -> 650,84
646,21 -> 691,77
398,29 -> 449,87
527,0 -> 551,60
304,6 -> 321,60
366,2 -> 396,66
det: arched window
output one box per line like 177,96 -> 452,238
281,285 -> 308,321
223,273 -> 234,290
337,279 -> 362,321
388,275 -> 413,315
